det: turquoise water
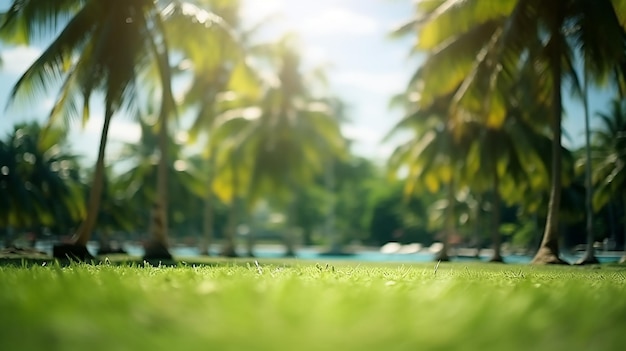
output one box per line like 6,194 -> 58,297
126,245 -> 622,264
29,242 -> 620,264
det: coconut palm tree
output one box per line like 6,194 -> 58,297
460,114 -> 554,262
170,0 -> 261,256
0,0 -> 236,259
395,0 -> 626,264
114,118 -> 205,258
575,66 -> 601,265
143,1 -> 239,259
1,0 -> 173,259
386,93 -> 467,261
462,58 -> 556,262
0,122 -> 85,245
211,35 -> 346,257
592,99 -> 626,263
387,51 -> 559,262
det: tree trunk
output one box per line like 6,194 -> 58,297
608,200 -> 616,248
199,153 -> 215,256
323,159 -> 343,255
531,28 -> 569,265
472,196 -> 483,258
284,194 -> 298,258
244,229 -> 255,257
280,176 -> 300,257
302,227 -> 314,247
489,169 -> 504,263
143,102 -> 173,260
619,190 -> 626,263
283,230 -> 297,257
53,106 -> 113,260
200,193 -> 214,256
576,67 -> 599,265
144,35 -> 173,261
436,182 -> 454,262
220,157 -> 238,257
221,204 -> 238,257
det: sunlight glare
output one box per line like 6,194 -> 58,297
242,0 -> 339,67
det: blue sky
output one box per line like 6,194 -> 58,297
0,0 -> 614,166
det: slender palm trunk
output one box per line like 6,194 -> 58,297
143,98 -> 173,260
435,181 -> 453,262
577,67 -> 599,265
621,193 -> 626,264
302,227 -> 314,247
200,194 -> 214,255
144,23 -> 173,260
489,169 -> 503,262
324,159 -> 341,254
608,200 -> 616,247
200,152 -> 215,256
244,221 -> 255,257
154,107 -> 170,245
221,157 -> 238,257
532,29 -> 568,264
74,107 -> 113,246
221,205 -> 238,257
283,183 -> 298,257
221,199 -> 238,257
472,202 -> 482,258
53,106 -> 113,260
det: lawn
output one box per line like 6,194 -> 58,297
1,259 -> 625,351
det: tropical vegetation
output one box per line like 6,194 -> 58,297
1,0 -> 626,264
390,0 -> 626,264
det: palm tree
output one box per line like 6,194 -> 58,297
0,122 -> 85,245
114,118 -> 204,258
386,94 -> 466,261
1,0 -> 235,259
156,0 -> 247,258
94,168 -> 136,255
395,0 -> 626,264
170,0 -> 260,256
0,0 -> 176,259
576,66 -> 600,265
462,59 -> 556,262
388,50 -> 558,262
592,99 -> 626,263
211,35 -> 346,257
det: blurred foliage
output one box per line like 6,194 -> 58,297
0,122 -> 85,235
2,0 -> 626,258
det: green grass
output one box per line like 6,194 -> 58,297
1,260 -> 625,351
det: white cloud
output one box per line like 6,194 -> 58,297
0,46 -> 41,74
300,8 -> 379,37
335,71 -> 407,95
